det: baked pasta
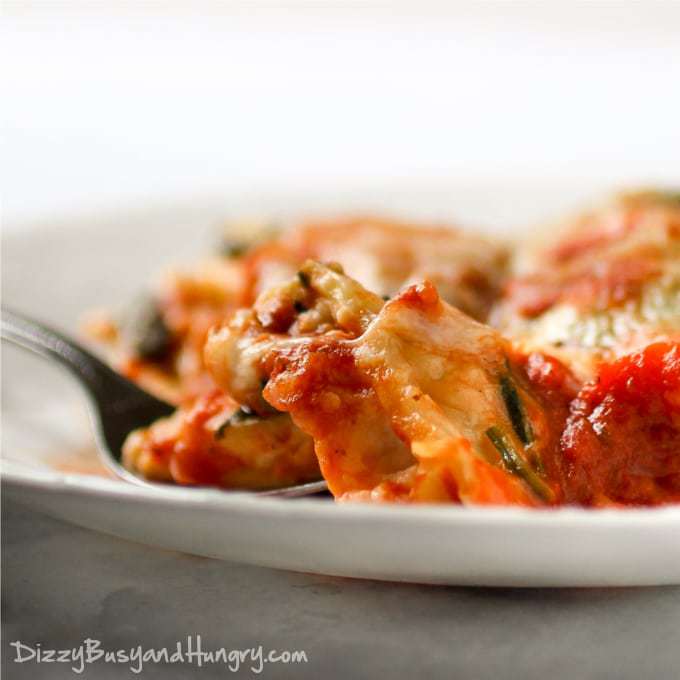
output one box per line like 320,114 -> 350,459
90,194 -> 680,507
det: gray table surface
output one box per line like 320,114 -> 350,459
2,493 -> 680,680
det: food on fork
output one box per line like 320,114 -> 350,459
206,261 -> 562,504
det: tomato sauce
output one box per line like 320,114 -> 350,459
505,254 -> 661,318
169,390 -> 241,485
561,342 -> 680,505
513,351 -> 580,504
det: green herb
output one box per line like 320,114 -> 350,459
485,426 -> 553,502
220,240 -> 250,258
658,190 -> 680,205
294,300 -> 308,313
500,374 -> 534,445
215,420 -> 230,439
297,270 -> 311,288
215,406 -> 258,438
123,295 -> 173,361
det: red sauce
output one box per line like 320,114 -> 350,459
169,390 -> 241,485
503,200 -> 669,318
548,209 -> 637,264
398,280 -> 441,311
510,346 -> 680,506
561,342 -> 680,506
505,254 -> 660,318
513,351 -> 580,504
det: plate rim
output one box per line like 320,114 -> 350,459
4,465 -> 680,531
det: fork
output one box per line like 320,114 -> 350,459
1,308 -> 328,497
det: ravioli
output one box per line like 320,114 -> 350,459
206,261 -> 560,504
95,191 -> 680,505
494,191 -> 680,378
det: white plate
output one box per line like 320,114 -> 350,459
4,181 -> 680,587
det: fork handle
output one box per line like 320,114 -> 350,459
1,307 -> 132,400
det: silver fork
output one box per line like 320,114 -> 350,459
1,308 -> 328,497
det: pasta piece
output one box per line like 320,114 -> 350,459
206,261 -> 561,505
494,191 -> 680,378
92,215 -> 508,405
122,390 -> 318,489
284,216 -> 508,320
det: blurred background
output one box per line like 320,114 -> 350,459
3,0 -> 680,227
